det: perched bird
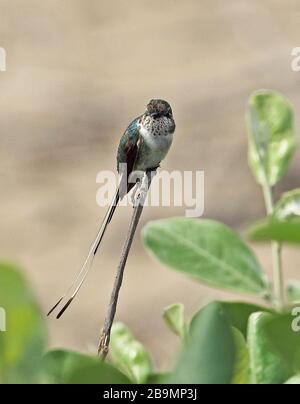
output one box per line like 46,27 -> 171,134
48,99 -> 176,330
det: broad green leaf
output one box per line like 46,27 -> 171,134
163,303 -> 186,339
274,189 -> 300,219
110,322 -> 153,384
248,312 -> 290,384
143,218 -> 266,296
42,349 -> 130,384
188,301 -> 268,384
287,281 -> 300,303
262,311 -> 300,372
248,217 -> 300,244
220,301 -> 271,338
231,327 -> 250,384
168,302 -> 235,384
247,90 -> 296,186
0,263 -> 47,384
285,375 -> 300,384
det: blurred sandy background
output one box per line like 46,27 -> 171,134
1,0 -> 300,368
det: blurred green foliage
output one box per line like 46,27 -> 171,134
110,322 -> 153,384
246,90 -> 296,187
0,263 -> 46,383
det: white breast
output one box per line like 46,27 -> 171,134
136,123 -> 173,171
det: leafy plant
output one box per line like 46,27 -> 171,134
142,90 -> 300,384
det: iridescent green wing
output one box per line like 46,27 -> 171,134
117,116 -> 141,196
117,117 -> 141,172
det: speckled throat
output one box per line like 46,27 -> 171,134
138,113 -> 175,137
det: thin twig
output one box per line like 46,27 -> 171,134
98,170 -> 156,359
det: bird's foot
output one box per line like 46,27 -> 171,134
132,168 -> 158,207
131,185 -> 140,207
133,184 -> 149,207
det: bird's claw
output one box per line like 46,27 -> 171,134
133,186 -> 148,207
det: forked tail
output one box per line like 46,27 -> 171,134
48,188 -> 120,319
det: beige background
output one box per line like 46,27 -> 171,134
1,0 -> 300,368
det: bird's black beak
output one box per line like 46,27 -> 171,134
150,112 -> 159,118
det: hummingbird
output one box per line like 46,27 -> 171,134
48,99 -> 176,333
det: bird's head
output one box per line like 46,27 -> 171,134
146,99 -> 173,119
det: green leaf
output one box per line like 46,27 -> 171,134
143,218 -> 266,296
168,302 -> 235,384
274,189 -> 300,220
188,302 -> 268,384
110,322 -> 153,384
262,311 -> 300,372
285,375 -> 300,384
288,281 -> 300,303
163,303 -> 186,339
247,312 -> 290,384
220,301 -> 271,338
0,263 -> 47,384
248,217 -> 300,244
42,349 -> 131,384
247,90 -> 296,186
231,327 -> 250,384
